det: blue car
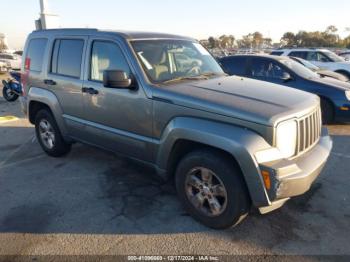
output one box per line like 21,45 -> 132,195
219,55 -> 350,124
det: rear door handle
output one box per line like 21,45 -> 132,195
82,87 -> 99,95
44,79 -> 56,85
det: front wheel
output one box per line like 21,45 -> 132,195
35,109 -> 71,157
2,85 -> 19,102
175,150 -> 250,229
335,71 -> 350,81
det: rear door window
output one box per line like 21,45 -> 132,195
270,51 -> 284,56
249,58 -> 288,80
51,39 -> 84,78
288,51 -> 307,59
26,38 -> 48,72
220,56 -> 248,76
306,51 -> 318,61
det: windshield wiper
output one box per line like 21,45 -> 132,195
161,72 -> 227,84
199,72 -> 228,77
162,76 -> 208,84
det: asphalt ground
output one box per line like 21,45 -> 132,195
0,73 -> 349,259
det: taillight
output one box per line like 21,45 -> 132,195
21,58 -> 31,96
20,72 -> 26,96
24,58 -> 30,70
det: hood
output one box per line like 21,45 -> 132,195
310,75 -> 350,91
153,76 -> 319,126
317,70 -> 349,82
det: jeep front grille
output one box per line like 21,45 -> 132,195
297,107 -> 322,155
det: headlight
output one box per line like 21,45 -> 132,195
346,90 -> 350,101
276,120 -> 297,158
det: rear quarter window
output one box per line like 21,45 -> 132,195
288,51 -> 308,60
26,38 -> 48,72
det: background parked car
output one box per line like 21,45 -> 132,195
219,55 -> 350,124
339,51 -> 350,61
13,50 -> 23,56
290,56 -> 349,82
0,61 -> 8,74
0,53 -> 22,70
271,49 -> 350,79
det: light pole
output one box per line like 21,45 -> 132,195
36,0 -> 60,30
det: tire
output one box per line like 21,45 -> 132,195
335,70 -> 350,81
2,85 -> 19,102
175,149 -> 250,229
35,109 -> 71,157
320,99 -> 334,124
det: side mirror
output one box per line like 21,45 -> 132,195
281,72 -> 293,82
103,70 -> 133,89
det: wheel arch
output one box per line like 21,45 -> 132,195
156,117 -> 272,207
319,95 -> 335,121
334,69 -> 350,79
27,87 -> 69,139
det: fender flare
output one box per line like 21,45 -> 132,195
156,117 -> 272,207
28,87 -> 69,138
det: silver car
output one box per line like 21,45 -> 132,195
20,29 -> 332,229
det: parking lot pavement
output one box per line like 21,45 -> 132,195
0,86 -> 350,256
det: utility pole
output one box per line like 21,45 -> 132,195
35,0 -> 60,30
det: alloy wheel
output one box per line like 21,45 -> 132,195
38,119 -> 56,149
185,167 -> 228,217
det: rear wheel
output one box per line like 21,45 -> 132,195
35,109 -> 71,157
175,150 -> 250,229
2,85 -> 19,102
320,99 -> 334,124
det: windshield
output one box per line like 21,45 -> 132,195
295,58 -> 320,71
280,59 -> 320,79
131,40 -> 225,84
324,51 -> 344,62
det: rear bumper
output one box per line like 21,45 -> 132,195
258,127 -> 332,213
19,96 -> 28,116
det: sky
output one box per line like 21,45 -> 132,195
1,0 -> 350,49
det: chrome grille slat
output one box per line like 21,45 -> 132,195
296,107 -> 322,156
302,119 -> 306,151
311,114 -> 316,144
299,120 -> 304,152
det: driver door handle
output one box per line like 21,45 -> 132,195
82,87 -> 99,95
44,79 -> 56,85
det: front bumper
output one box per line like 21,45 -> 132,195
258,127 -> 332,213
